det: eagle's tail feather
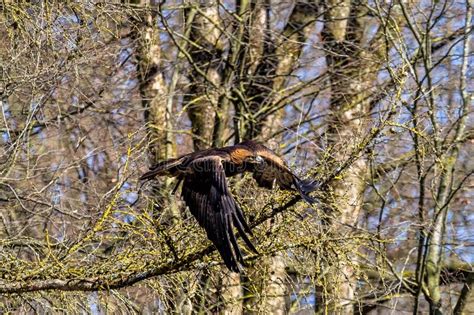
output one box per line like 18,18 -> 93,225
139,158 -> 183,180
295,178 -> 318,204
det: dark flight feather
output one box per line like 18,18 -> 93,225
140,140 -> 316,272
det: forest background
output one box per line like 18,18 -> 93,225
0,0 -> 473,314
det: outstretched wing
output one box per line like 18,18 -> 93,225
245,142 -> 317,204
181,155 -> 258,272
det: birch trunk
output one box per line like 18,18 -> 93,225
424,2 -> 472,312
321,0 -> 386,312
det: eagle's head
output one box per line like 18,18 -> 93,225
230,148 -> 265,170
245,155 -> 265,169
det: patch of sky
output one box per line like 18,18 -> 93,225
294,56 -> 326,82
86,151 -> 106,172
120,181 -> 139,206
457,249 -> 474,264
393,222 -> 411,243
2,101 -> 11,117
301,23 -> 321,55
69,131 -> 78,146
290,291 -> 316,312
55,227 -> 65,243
50,162 -> 60,172
86,152 -> 95,170
33,126 -> 44,139
55,15 -> 79,52
110,107 -> 126,126
446,233 -> 474,264
119,154 -> 130,170
435,103 -> 449,125
290,276 -> 316,311
377,68 -> 391,85
97,152 -> 106,169
80,192 -> 88,203
269,2 -> 290,33
448,233 -> 474,264
363,19 -> 379,46
1,132 -> 9,143
221,0 -> 235,11
88,291 -> 102,315
294,22 -> 326,81
110,182 -> 138,224
448,41 -> 469,66
398,31 -> 418,57
155,297 -> 166,314
71,95 -> 79,108
394,102 -> 416,126
447,207 -> 474,263
112,207 -> 136,225
117,48 -> 137,88
158,8 -> 179,41
366,197 -> 399,231
51,183 -> 62,206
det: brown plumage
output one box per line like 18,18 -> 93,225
140,140 -> 316,272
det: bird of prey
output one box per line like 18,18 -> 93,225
140,140 -> 316,272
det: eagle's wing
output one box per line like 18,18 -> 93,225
251,145 -> 317,204
181,155 -> 258,272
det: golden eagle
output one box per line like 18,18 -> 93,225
140,140 -> 316,272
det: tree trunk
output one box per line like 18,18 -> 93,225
131,0 -> 187,312
321,0 -> 386,312
132,0 -> 172,162
185,2 -> 224,150
424,1 -> 472,312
